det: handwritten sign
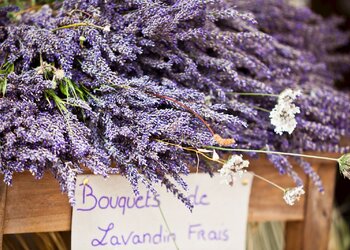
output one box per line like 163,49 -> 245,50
72,173 -> 253,250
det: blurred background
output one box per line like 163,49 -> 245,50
309,1 -> 350,250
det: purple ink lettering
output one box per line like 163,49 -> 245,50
208,230 -> 217,240
132,234 -> 142,244
144,191 -> 152,208
98,196 -> 110,209
188,224 -> 201,240
126,197 -> 136,209
118,196 -> 127,214
135,195 -> 145,209
110,235 -> 121,246
142,233 -> 152,243
121,231 -> 134,245
188,186 -> 199,205
77,184 -> 97,211
188,186 -> 210,206
222,230 -> 229,241
153,225 -> 163,244
91,222 -> 114,247
151,193 -> 160,207
109,196 -> 119,209
167,233 -> 176,243
199,193 -> 209,206
198,229 -> 206,240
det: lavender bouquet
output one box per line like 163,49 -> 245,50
0,0 -> 350,208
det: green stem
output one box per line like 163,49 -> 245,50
52,22 -> 105,32
252,106 -> 270,113
252,173 -> 285,192
205,146 -> 340,162
158,205 -> 179,250
229,92 -> 279,97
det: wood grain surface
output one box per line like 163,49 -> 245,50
0,182 -> 7,248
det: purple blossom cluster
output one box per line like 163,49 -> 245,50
0,0 -> 349,207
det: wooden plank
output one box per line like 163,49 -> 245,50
285,221 -> 304,250
2,155 -> 336,234
284,170 -> 309,250
3,173 -> 71,234
0,182 -> 7,250
302,163 -> 337,250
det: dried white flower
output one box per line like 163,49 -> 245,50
270,102 -> 300,135
54,69 -> 65,80
278,88 -> 302,103
35,62 -> 53,75
218,155 -> 249,186
212,149 -> 219,161
283,186 -> 305,206
103,25 -> 111,32
270,88 -> 301,135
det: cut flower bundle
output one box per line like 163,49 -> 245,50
1,0 -> 350,208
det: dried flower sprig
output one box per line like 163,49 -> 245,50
149,92 -> 235,146
205,145 -> 350,180
218,154 -> 249,186
51,22 -> 110,33
270,89 -> 301,135
283,186 -> 305,206
158,139 -> 306,205
229,88 -> 302,135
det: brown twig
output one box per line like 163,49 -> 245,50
149,92 -> 215,136
148,92 -> 235,146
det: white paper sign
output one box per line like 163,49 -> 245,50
72,173 -> 253,250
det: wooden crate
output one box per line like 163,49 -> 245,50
0,155 -> 339,250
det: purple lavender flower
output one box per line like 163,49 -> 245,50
0,0 -> 349,206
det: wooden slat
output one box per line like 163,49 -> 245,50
285,221 -> 304,250
302,163 -> 337,250
0,182 -> 7,249
3,173 -> 71,234
2,155 -> 337,234
284,165 -> 310,250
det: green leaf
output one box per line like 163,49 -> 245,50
72,82 -> 85,100
59,82 -> 69,96
8,63 -> 14,73
45,89 -> 68,114
2,78 -> 7,96
65,78 -> 79,99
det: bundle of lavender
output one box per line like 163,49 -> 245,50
0,0 -> 350,209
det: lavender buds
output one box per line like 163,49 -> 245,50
0,0 -> 349,207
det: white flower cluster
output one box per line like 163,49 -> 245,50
270,88 -> 301,135
283,186 -> 305,206
103,25 -> 111,32
54,69 -> 65,80
218,154 -> 249,186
